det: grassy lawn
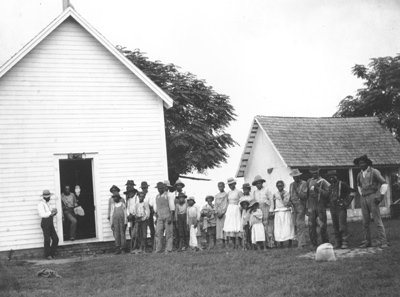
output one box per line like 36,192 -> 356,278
2,219 -> 400,297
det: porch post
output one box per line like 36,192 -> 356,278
384,172 -> 392,207
348,168 -> 355,210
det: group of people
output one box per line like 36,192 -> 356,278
37,154 -> 389,259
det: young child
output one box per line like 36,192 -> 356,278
201,196 -> 217,249
187,197 -> 200,251
132,192 -> 150,253
242,183 -> 252,197
239,198 -> 251,250
249,201 -> 266,250
110,192 -> 127,254
175,192 -> 188,251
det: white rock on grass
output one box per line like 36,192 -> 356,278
315,243 -> 336,262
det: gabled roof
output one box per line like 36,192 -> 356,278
236,116 -> 400,177
0,7 -> 173,108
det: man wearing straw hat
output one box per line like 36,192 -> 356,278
354,154 -> 389,248
252,175 -> 273,248
37,190 -> 59,259
289,169 -> 308,249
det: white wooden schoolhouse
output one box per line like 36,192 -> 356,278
236,116 -> 400,220
0,7 -> 173,253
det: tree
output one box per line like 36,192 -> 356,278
117,47 -> 237,183
334,55 -> 400,141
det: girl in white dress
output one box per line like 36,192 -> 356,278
223,178 -> 243,248
249,201 -> 265,249
273,180 -> 295,248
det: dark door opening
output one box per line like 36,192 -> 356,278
59,159 -> 96,240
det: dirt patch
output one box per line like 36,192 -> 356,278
25,254 -> 114,266
299,247 -> 383,260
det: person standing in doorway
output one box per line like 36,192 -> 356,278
61,185 -> 78,241
289,169 -> 308,249
354,155 -> 389,248
327,170 -> 353,249
38,190 -> 59,259
306,168 -> 330,248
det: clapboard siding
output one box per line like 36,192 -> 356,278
0,17 -> 169,251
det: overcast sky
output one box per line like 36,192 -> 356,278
1,0 -> 400,201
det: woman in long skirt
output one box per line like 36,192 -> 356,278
223,178 -> 243,248
273,180 -> 295,248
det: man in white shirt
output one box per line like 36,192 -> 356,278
354,155 -> 389,248
37,189 -> 58,259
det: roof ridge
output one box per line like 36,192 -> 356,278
255,115 -> 378,120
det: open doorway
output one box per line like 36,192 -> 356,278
59,159 -> 96,240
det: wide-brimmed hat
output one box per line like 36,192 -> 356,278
227,177 -> 237,185
309,167 -> 320,174
140,181 -> 149,189
187,196 -> 196,203
123,188 -> 136,195
109,185 -> 120,193
353,154 -> 373,166
242,183 -> 251,189
252,175 -> 266,186
205,195 -> 214,202
125,180 -> 136,186
174,179 -> 185,188
289,169 -> 302,177
326,170 -> 338,177
155,182 -> 165,188
249,201 -> 259,208
177,192 -> 187,199
41,189 -> 53,198
239,197 -> 252,207
164,180 -> 174,189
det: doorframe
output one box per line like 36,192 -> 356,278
53,152 -> 103,245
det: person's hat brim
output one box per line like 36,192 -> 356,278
353,155 -> 373,166
289,169 -> 303,177
249,201 -> 259,208
240,200 -> 250,207
41,193 -> 53,198
251,179 -> 266,186
205,196 -> 214,202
